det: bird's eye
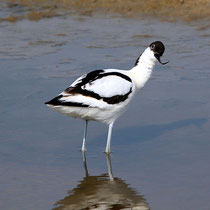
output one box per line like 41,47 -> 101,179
150,44 -> 155,50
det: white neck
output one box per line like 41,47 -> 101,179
128,47 -> 157,89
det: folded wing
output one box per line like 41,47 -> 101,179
45,69 -> 133,109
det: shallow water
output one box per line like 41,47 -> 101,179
0,4 -> 210,210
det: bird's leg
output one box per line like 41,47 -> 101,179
82,150 -> 89,177
81,120 -> 88,152
106,153 -> 114,181
105,121 -> 114,154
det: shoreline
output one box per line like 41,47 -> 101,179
1,0 -> 210,22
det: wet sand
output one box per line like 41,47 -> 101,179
2,0 -> 210,22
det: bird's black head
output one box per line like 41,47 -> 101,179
150,41 -> 165,56
150,41 -> 169,65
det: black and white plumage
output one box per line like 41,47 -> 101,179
45,41 -> 168,153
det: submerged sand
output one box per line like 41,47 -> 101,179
2,0 -> 210,22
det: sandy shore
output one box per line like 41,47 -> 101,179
2,0 -> 210,22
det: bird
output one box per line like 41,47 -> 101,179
45,41 -> 169,154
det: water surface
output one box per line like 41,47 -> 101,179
0,5 -> 210,210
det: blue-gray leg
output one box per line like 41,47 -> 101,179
105,121 -> 114,154
81,120 -> 88,152
106,153 -> 114,181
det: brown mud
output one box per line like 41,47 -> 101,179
1,0 -> 210,22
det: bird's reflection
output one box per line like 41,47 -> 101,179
53,153 -> 150,210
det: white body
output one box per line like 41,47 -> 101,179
47,47 -> 157,125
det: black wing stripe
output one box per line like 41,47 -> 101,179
103,88 -> 132,104
77,69 -> 104,87
45,95 -> 89,107
72,70 -> 132,89
134,54 -> 142,66
45,87 -> 132,107
98,72 -> 132,83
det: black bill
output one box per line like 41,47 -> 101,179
154,53 -> 169,65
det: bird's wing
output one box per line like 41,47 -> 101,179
46,69 -> 133,109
